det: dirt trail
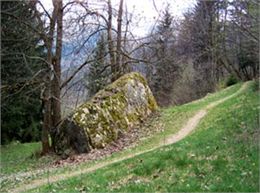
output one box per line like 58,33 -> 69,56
11,83 -> 248,193
164,82 -> 247,145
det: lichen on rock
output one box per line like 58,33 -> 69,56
55,72 -> 158,155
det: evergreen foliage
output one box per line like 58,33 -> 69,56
1,1 -> 45,144
148,6 -> 178,106
86,33 -> 111,98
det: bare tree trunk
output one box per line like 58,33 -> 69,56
122,3 -> 130,73
114,0 -> 124,80
107,0 -> 116,80
220,4 -> 242,81
51,0 -> 63,146
42,51 -> 53,154
41,0 -> 58,154
41,83 -> 51,154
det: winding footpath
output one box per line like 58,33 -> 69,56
11,83 -> 248,193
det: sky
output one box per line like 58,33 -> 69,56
125,0 -> 196,35
41,0 -> 196,37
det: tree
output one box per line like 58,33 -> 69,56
228,0 -> 259,80
31,0 -> 128,154
190,0 -> 259,82
1,0 -> 66,153
147,6 -> 178,106
171,0 -> 259,105
107,0 -> 124,81
190,0 -> 218,90
1,1 -> 45,144
86,33 -> 110,98
22,0 -> 64,154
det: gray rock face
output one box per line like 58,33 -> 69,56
54,72 -> 158,155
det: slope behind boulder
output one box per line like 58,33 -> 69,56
54,72 -> 158,155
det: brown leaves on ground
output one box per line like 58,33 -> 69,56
53,112 -> 164,167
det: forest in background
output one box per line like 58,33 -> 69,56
1,0 -> 259,154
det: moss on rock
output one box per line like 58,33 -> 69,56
55,72 -> 158,155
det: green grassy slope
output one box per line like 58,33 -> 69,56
1,83 -> 242,176
28,81 -> 259,192
1,82 -> 259,192
1,142 -> 55,175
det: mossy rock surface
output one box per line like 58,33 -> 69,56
55,72 -> 158,155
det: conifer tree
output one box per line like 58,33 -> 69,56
86,33 -> 110,98
1,1 -> 45,144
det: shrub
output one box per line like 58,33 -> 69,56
226,75 -> 238,87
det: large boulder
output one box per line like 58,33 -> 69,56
54,72 -> 158,155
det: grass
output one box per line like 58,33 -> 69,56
0,142 -> 56,192
29,81 -> 259,192
2,81 -> 258,192
0,142 -> 54,175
